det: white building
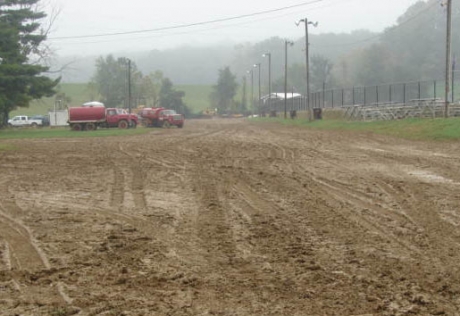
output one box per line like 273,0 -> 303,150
48,110 -> 69,126
261,92 -> 303,104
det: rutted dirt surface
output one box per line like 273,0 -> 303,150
1,119 -> 460,316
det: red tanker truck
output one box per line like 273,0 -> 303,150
139,107 -> 184,128
68,107 -> 138,131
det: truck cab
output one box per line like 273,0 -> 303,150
105,108 -> 138,128
139,107 -> 184,128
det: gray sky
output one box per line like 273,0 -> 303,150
45,0 -> 425,56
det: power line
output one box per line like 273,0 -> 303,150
49,1 -> 335,46
49,0 -> 323,41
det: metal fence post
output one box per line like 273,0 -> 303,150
352,87 -> 355,105
376,85 -> 379,104
364,86 -> 367,105
403,83 -> 406,104
342,89 -> 344,107
322,82 -> 326,108
418,81 -> 421,99
331,90 -> 334,108
389,84 -> 392,103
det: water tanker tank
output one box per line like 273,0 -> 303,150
69,107 -> 106,122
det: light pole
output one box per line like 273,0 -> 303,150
296,18 -> 318,121
284,40 -> 294,119
444,0 -> 452,118
121,57 -> 132,127
262,53 -> 272,112
247,69 -> 254,113
254,63 -> 261,115
126,58 -> 132,115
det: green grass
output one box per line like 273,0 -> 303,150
177,85 -> 213,113
10,83 -> 214,117
0,126 -> 151,140
255,116 -> 460,141
0,143 -> 16,151
10,83 -> 93,117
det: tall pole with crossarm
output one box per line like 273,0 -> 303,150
296,18 -> 318,121
247,69 -> 254,113
284,40 -> 294,119
263,53 -> 272,111
254,63 -> 261,115
445,0 -> 452,118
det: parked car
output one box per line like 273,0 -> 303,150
30,115 -> 50,126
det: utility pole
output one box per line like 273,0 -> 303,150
254,63 -> 261,115
242,76 -> 247,113
445,0 -> 452,118
127,58 -> 132,115
263,53 -> 272,111
247,70 -> 254,113
284,40 -> 294,119
296,18 -> 318,121
453,55 -> 456,103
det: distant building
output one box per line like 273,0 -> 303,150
261,92 -> 302,104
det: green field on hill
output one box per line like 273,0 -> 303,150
10,83 -> 214,117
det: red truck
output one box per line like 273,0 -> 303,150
68,107 -> 138,131
139,107 -> 184,128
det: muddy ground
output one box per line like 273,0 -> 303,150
0,119 -> 460,316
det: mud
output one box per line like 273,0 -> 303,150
0,119 -> 460,316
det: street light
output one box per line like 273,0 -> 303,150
247,69 -> 254,112
254,63 -> 261,115
121,57 -> 132,127
262,53 -> 272,113
284,40 -> 294,119
296,18 -> 318,121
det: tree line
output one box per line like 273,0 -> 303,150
89,55 -> 190,116
2,0 -> 458,124
211,0 -> 460,112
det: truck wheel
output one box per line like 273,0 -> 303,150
85,123 -> 97,131
31,123 -> 37,128
118,120 -> 128,129
177,124 -> 184,128
71,124 -> 83,131
162,121 -> 171,128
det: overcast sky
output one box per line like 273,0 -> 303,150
45,0 -> 426,56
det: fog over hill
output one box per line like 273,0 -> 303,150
52,30 -> 377,85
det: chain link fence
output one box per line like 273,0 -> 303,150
258,78 -> 460,115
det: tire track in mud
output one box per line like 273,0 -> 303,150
193,168 -> 237,266
130,164 -> 147,211
306,172 -> 424,257
281,140 -> 434,258
301,142 -> 460,263
0,204 -> 72,306
110,160 -> 125,210
184,126 -> 329,306
112,146 -> 148,212
385,180 -> 460,266
0,206 -> 50,271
